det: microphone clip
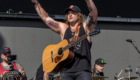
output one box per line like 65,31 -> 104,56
114,73 -> 118,80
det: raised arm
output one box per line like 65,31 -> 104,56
31,0 -> 62,34
84,0 -> 98,32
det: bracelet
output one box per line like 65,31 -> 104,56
34,1 -> 39,5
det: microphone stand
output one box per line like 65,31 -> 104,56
131,42 -> 140,54
127,41 -> 140,54
128,70 -> 131,80
136,66 -> 140,76
125,65 -> 132,80
8,61 -> 15,80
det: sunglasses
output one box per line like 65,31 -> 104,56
3,52 -> 11,56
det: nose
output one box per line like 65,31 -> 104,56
68,13 -> 72,16
101,67 -> 104,69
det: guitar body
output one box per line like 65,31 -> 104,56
42,39 -> 74,74
42,28 -> 100,74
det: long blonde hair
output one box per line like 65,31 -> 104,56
64,13 -> 85,26
93,64 -> 96,73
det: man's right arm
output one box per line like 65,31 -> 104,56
31,0 -> 62,34
0,71 -> 7,80
0,74 -> 2,80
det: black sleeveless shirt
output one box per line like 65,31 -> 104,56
61,25 -> 92,73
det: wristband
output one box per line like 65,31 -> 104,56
34,1 -> 39,5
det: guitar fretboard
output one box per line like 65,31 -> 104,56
62,33 -> 88,51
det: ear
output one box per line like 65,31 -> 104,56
95,64 -> 97,68
1,54 -> 4,59
1,54 -> 3,58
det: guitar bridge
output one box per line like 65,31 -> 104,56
51,51 -> 53,62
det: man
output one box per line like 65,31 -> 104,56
0,47 -> 27,80
31,0 -> 98,80
92,58 -> 106,76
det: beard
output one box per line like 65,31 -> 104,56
68,18 -> 79,23
3,59 -> 8,63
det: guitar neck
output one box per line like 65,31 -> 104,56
63,33 -> 88,51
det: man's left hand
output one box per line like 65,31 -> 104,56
21,71 -> 26,77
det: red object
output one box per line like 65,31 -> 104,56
0,62 -> 18,75
69,5 -> 74,9
5,48 -> 8,50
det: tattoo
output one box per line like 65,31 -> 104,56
86,15 -> 97,27
88,7 -> 92,11
38,6 -> 42,15
47,20 -> 59,29
17,64 -> 24,72
17,64 -> 27,80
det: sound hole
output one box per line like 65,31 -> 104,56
58,48 -> 63,55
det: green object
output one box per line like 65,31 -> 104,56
101,60 -> 104,63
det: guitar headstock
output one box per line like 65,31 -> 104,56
89,28 -> 100,36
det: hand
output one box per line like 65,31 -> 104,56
31,0 -> 38,4
21,71 -> 26,77
0,71 -> 8,78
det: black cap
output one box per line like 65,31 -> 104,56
95,58 -> 106,64
1,47 -> 11,54
64,5 -> 81,14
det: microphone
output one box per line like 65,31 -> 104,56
126,39 -> 134,42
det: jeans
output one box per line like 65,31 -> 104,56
61,71 -> 92,80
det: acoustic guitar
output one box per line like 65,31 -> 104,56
42,28 -> 100,74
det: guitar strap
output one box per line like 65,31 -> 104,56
72,25 -> 81,42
